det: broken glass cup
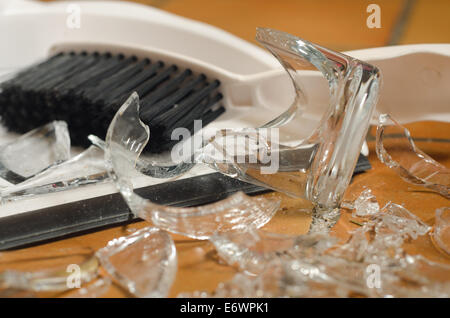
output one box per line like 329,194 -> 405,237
106,27 -> 380,214
0,121 -> 70,185
201,28 -> 381,211
104,93 -> 280,240
95,226 -> 177,298
376,114 -> 449,198
104,28 -> 380,241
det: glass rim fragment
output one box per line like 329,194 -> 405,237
95,226 -> 177,298
376,113 -> 449,198
432,207 -> 450,255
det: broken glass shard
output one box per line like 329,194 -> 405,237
352,189 -> 380,217
333,201 -> 431,266
374,202 -> 431,241
378,255 -> 450,297
0,256 -> 98,292
0,145 -> 108,203
0,121 -> 70,185
210,230 -> 337,274
181,257 -> 375,298
137,191 -> 279,240
433,207 -> 450,255
195,192 -> 447,298
96,227 -> 177,298
106,27 -> 380,218
376,114 -> 449,198
197,28 -> 380,211
63,278 -> 111,298
309,207 -> 341,233
209,264 -> 285,298
205,229 -> 448,297
104,93 -> 279,240
340,201 -> 354,210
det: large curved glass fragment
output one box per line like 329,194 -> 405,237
0,145 -> 108,203
95,227 -> 177,298
204,28 -> 381,210
104,93 -> 280,240
0,121 -> 70,185
376,114 -> 449,198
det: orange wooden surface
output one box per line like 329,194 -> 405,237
2,0 -> 449,298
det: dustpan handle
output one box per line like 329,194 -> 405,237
349,44 -> 450,124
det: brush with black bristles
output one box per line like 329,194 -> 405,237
0,51 -> 225,153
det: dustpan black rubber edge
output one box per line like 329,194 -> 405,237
0,155 -> 370,250
0,172 -> 269,250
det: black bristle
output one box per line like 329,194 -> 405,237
151,79 -> 221,130
140,68 -> 192,109
108,61 -> 164,105
140,73 -> 206,122
0,52 -> 224,152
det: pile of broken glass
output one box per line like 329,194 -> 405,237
0,28 -> 448,298
0,97 -> 448,298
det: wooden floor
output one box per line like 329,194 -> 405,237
2,0 -> 449,297
128,0 -> 450,49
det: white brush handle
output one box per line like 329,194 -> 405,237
0,0 -> 279,73
237,44 -> 450,125
352,44 -> 450,123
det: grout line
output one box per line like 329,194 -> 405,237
387,0 -> 417,45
